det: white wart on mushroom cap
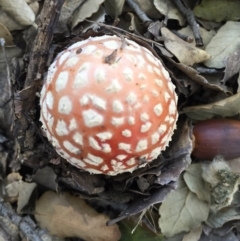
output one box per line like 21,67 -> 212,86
40,35 -> 178,176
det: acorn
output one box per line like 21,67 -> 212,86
192,119 -> 240,160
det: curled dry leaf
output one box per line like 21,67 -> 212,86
182,92 -> 240,121
71,0 -> 105,29
0,0 -> 35,27
161,27 -> 210,66
204,21 -> 240,68
159,177 -> 209,237
35,191 -> 121,241
153,0 -> 185,26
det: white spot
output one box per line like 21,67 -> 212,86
126,54 -> 137,65
151,132 -> 160,144
126,92 -> 137,104
152,90 -> 159,97
111,117 -> 124,127
138,73 -> 146,80
155,79 -> 163,87
85,153 -> 103,166
143,95 -> 149,102
83,109 -> 103,127
103,40 -> 120,49
146,53 -> 158,65
68,39 -> 89,50
101,165 -> 109,171
94,68 -> 106,83
58,51 -> 71,65
150,147 -> 161,158
51,136 -> 60,148
96,132 -> 112,141
164,115 -> 170,123
56,120 -> 69,136
90,95 -> 106,110
169,100 -> 177,115
73,132 -> 83,145
89,137 -> 101,150
63,140 -> 80,154
126,158 -> 135,166
153,103 -> 163,116
80,95 -> 89,106
168,116 -> 176,124
116,155 -> 127,161
140,84 -> 147,89
55,71 -> 69,92
168,81 -> 175,93
69,119 -> 77,131
46,91 -> 54,109
158,124 -> 167,134
94,50 -> 104,57
134,103 -> 141,109
111,159 -> 125,171
164,92 -> 171,102
113,100 -> 124,113
140,113 -> 149,122
65,57 -> 79,67
161,134 -> 168,144
102,144 -> 111,153
136,139 -> 148,152
162,67 -> 170,80
122,129 -> 132,137
118,143 -> 132,153
123,68 -> 133,82
141,122 -> 152,133
154,67 -> 161,75
58,96 -> 72,114
82,45 -> 97,54
136,55 -> 146,68
73,63 -> 90,88
69,157 -> 86,168
125,41 -> 141,52
128,116 -> 135,125
147,64 -> 154,73
105,79 -> 122,92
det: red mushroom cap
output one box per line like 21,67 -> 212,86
40,35 -> 178,175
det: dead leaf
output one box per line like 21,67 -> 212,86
159,177 -> 209,237
204,21 -> 240,68
104,0 -> 125,19
35,191 -> 121,241
71,0 -> 105,29
153,0 -> 185,26
182,92 -> 240,120
0,23 -> 13,46
182,226 -> 202,241
194,0 -> 240,22
0,0 -> 35,27
161,27 -> 210,66
183,164 -> 211,203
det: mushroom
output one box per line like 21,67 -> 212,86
40,35 -> 178,176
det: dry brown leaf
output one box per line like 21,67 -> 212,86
0,23 -> 13,46
35,191 -> 121,241
161,27 -> 210,66
182,92 -> 240,121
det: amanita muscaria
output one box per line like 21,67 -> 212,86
40,35 -> 178,175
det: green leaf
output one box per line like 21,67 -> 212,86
159,177 -> 209,237
119,219 -> 163,241
194,0 -> 240,22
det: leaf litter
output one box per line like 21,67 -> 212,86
1,0 -> 240,240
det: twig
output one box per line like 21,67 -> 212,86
172,0 -> 203,46
126,0 -> 152,26
171,30 -> 194,43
